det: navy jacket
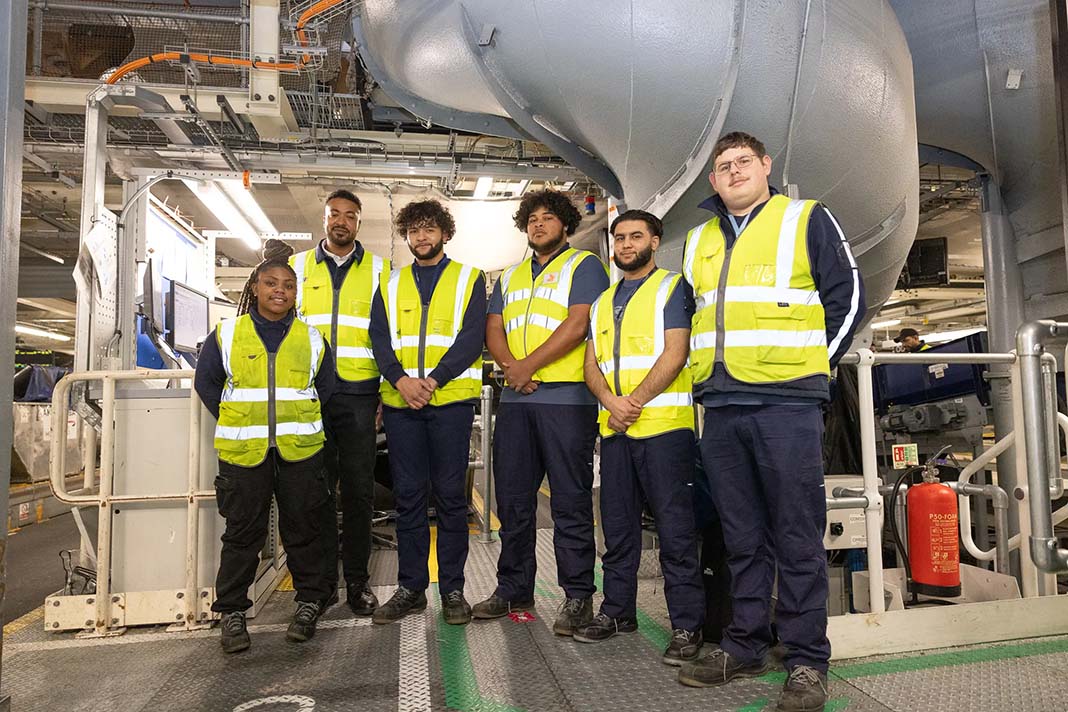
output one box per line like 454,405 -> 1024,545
694,188 -> 866,405
194,308 -> 337,420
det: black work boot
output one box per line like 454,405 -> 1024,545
319,586 -> 340,613
441,590 -> 473,625
471,594 -> 535,620
219,611 -> 250,654
573,612 -> 638,643
347,582 -> 378,616
663,628 -> 703,666
372,586 -> 427,624
286,601 -> 321,642
777,665 -> 829,711
677,648 -> 770,687
552,597 -> 593,636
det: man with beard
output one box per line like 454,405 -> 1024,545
472,189 -> 609,636
676,132 -> 864,712
578,209 -> 705,666
291,189 -> 388,616
368,199 -> 486,625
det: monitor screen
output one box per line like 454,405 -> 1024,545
168,280 -> 211,352
897,237 -> 949,288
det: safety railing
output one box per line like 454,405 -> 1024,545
49,369 -> 211,636
477,385 -> 495,544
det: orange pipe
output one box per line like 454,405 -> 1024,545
106,0 -> 345,85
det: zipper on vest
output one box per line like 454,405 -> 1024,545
418,299 -> 429,378
612,305 -> 624,396
265,320 -> 293,451
714,245 -> 734,364
330,286 -> 341,369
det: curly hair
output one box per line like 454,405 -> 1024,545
512,189 -> 583,236
394,199 -> 456,238
236,238 -> 296,316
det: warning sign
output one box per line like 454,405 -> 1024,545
892,443 -> 919,469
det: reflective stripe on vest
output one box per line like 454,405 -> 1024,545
214,315 -> 326,466
290,248 -> 388,383
500,248 -> 607,383
590,269 -> 694,439
683,195 -> 828,385
379,260 -> 484,408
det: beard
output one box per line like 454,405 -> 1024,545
411,240 -> 444,261
327,225 -> 355,247
527,229 -> 567,256
613,244 -> 654,272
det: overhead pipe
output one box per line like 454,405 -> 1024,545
29,0 -> 248,24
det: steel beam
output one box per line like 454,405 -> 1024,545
0,0 -> 27,703
28,0 -> 247,24
1049,0 -> 1068,279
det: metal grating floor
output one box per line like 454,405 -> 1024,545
4,529 -> 1068,711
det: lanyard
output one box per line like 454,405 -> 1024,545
727,212 -> 752,237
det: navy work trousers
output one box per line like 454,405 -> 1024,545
213,449 -> 330,613
493,402 -> 598,601
321,393 -> 379,590
700,404 -> 830,672
382,402 -> 474,594
599,429 -> 705,632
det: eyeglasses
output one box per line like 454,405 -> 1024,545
713,154 -> 759,176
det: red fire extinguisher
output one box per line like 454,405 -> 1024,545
906,472 -> 961,597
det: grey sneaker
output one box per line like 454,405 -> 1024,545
219,611 -> 250,654
573,612 -> 638,643
678,647 -> 770,687
441,590 -> 472,625
372,586 -> 427,624
285,601 -> 321,642
470,594 -> 535,619
552,596 -> 593,637
662,628 -> 703,666
776,665 -> 829,711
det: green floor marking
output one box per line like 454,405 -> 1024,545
825,697 -> 852,711
832,636 -> 1068,679
734,698 -> 770,711
432,585 -> 526,712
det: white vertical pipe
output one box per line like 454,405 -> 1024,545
1011,358 -> 1039,598
82,418 -> 97,491
94,377 -> 116,633
184,390 -> 202,626
856,349 -> 885,613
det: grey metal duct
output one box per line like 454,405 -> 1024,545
354,0 -> 919,316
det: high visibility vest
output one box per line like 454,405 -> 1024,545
379,260 -> 484,408
591,269 -> 694,439
682,195 -> 829,385
214,315 -> 326,467
290,248 -> 388,382
499,247 -> 607,383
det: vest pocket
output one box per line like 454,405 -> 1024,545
753,304 -> 809,365
218,400 -> 253,425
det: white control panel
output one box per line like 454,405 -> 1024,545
825,475 -> 868,550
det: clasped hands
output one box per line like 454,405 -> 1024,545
396,375 -> 439,409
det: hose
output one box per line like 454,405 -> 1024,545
887,464 -> 924,605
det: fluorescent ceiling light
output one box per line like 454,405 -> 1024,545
511,179 -> 531,196
473,176 -> 494,199
219,181 -> 277,235
203,230 -> 313,241
871,319 -> 902,330
183,180 -> 261,250
16,324 -> 70,342
925,327 -> 985,344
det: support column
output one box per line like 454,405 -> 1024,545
980,174 -> 1026,575
0,0 -> 28,706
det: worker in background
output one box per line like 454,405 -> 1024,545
194,255 -> 335,653
894,327 -> 930,352
368,199 -> 486,625
472,189 -> 610,636
290,189 -> 389,617
578,209 -> 705,665
677,132 -> 865,712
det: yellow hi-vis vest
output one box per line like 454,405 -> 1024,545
214,314 -> 326,467
379,260 -> 484,408
499,247 -> 607,383
682,195 -> 829,385
591,269 -> 695,439
290,247 -> 388,382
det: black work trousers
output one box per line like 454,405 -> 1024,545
212,449 -> 330,613
321,392 -> 379,590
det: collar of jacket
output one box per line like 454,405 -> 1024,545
697,185 -> 782,219
314,238 -> 365,265
248,304 -> 295,329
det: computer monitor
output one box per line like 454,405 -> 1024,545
141,260 -> 164,334
167,280 -> 211,352
897,237 -> 949,288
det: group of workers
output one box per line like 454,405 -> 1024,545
193,130 -> 865,712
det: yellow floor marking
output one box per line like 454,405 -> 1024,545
469,488 -> 501,531
277,572 -> 294,592
538,485 -> 551,498
428,526 -> 439,583
4,605 -> 44,635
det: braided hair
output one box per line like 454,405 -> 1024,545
236,238 -> 296,316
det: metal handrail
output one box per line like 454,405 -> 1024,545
48,369 -> 208,634
478,385 -> 495,543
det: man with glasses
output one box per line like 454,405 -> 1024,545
676,132 -> 865,712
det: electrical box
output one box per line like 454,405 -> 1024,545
825,474 -> 868,550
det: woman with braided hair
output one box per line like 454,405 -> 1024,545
194,248 -> 336,654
